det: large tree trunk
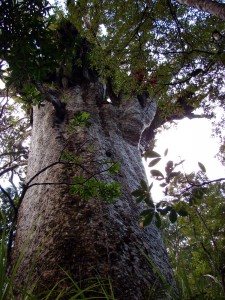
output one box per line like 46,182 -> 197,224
12,82 -> 175,299
176,0 -> 225,19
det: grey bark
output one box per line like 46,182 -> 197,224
176,0 -> 225,20
12,82 -> 175,299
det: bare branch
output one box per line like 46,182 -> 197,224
185,177 -> 225,192
0,162 -> 27,178
0,185 -> 18,214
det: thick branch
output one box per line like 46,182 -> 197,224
176,0 -> 225,20
18,159 -> 116,206
35,82 -> 66,121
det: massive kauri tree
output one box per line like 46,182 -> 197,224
0,0 -> 225,299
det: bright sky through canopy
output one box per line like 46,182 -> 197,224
146,117 -> 225,200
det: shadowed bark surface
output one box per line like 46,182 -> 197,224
13,82 -> 175,299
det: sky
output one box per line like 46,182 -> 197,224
144,117 -> 225,201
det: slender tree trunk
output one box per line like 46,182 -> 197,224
12,82 -> 175,299
176,0 -> 225,19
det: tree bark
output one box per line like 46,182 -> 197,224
176,0 -> 225,19
12,82 -> 175,299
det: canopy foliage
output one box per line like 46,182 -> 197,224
0,0 -> 224,110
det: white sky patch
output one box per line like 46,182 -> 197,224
99,24 -> 107,36
144,117 -> 225,201
0,80 -> 5,89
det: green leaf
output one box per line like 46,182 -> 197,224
189,198 -> 195,206
73,176 -> 85,184
156,201 -> 163,208
142,211 -> 155,227
177,208 -> 189,217
150,170 -> 164,178
131,189 -> 143,197
155,212 -> 162,228
136,194 -> 146,204
108,162 -> 120,175
144,150 -> 161,161
169,172 -> 180,178
144,196 -> 155,208
140,179 -> 148,191
149,182 -> 153,191
157,206 -> 172,216
198,162 -> 206,172
164,148 -> 168,156
192,187 -> 207,199
169,209 -> 177,223
148,158 -> 161,167
140,208 -> 154,217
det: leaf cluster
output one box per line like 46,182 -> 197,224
134,149 -> 214,228
163,181 -> 225,299
132,178 -> 189,227
0,0 -> 59,90
0,0 -> 225,118
68,111 -> 91,132
71,177 -> 121,204
141,147 -> 225,297
0,97 -> 30,181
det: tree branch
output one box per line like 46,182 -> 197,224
35,81 -> 66,121
185,177 -> 225,192
176,0 -> 225,20
0,162 -> 27,178
0,185 -> 18,214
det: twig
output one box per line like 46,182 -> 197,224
0,185 -> 18,214
184,177 -> 225,193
